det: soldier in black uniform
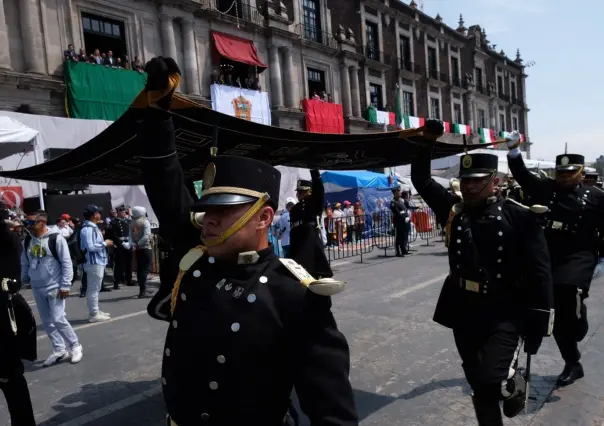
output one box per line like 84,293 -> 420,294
507,136 -> 604,387
107,206 -> 133,289
411,145 -> 554,425
0,206 -> 36,426
139,57 -> 357,426
289,171 -> 333,278
584,171 -> 600,188
389,186 -> 409,257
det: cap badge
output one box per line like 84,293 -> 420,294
462,155 -> 473,169
560,156 -> 570,166
203,162 -> 216,189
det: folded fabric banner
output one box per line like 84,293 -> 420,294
375,111 -> 395,126
302,99 -> 344,134
402,115 -> 425,129
479,128 -> 496,144
453,124 -> 471,135
210,84 -> 271,125
0,94 -> 482,185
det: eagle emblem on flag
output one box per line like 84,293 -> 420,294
232,95 -> 252,121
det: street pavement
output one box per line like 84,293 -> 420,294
2,240 -> 604,426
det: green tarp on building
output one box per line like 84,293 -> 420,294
64,61 -> 147,121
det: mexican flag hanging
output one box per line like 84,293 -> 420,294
402,115 -> 425,129
453,124 -> 471,135
479,128 -> 496,143
499,131 -> 526,142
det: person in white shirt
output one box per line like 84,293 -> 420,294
332,202 -> 345,246
343,201 -> 355,243
277,198 -> 296,257
56,218 -> 74,239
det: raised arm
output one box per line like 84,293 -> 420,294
410,145 -> 454,227
507,147 -> 550,196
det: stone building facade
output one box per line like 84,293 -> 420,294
0,0 -> 530,145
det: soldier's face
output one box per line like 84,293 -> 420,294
555,170 -> 582,187
461,176 -> 499,201
202,202 -> 275,258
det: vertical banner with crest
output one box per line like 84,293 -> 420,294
210,84 -> 271,126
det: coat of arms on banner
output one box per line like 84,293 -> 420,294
232,96 -> 252,121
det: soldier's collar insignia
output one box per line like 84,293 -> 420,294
560,156 -> 570,166
462,155 -> 472,169
237,251 -> 259,265
203,162 -> 216,189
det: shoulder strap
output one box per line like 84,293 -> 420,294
48,234 -> 59,262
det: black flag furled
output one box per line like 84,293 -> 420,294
0,95 -> 478,185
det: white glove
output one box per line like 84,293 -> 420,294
122,242 -> 131,250
405,217 -> 410,223
506,131 -> 521,149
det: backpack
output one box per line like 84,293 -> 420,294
24,233 -> 60,262
71,225 -> 92,265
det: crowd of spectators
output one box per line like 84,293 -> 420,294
210,63 -> 261,91
63,44 -> 145,74
310,90 -> 333,103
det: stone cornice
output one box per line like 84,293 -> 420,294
0,70 -> 64,92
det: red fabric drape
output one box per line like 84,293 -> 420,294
302,99 -> 344,134
211,31 -> 267,69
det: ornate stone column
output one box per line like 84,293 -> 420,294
340,63 -> 352,118
280,46 -> 298,108
349,65 -> 361,117
466,94 -> 476,132
268,45 -> 283,107
19,0 -> 45,73
159,14 -> 179,92
181,18 -> 200,96
0,0 -> 11,69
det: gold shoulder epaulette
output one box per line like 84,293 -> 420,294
452,203 -> 464,215
171,246 -> 206,314
279,258 -> 347,296
506,198 -> 548,214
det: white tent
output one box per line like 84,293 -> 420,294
0,116 -> 44,209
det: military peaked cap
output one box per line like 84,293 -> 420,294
556,154 -> 584,172
459,153 -> 498,178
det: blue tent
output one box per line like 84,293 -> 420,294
320,170 -> 391,190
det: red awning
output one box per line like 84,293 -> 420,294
211,31 -> 267,70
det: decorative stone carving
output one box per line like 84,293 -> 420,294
435,13 -> 442,24
464,72 -> 474,88
278,1 -> 288,19
457,14 -> 466,33
347,28 -> 356,44
410,0 -> 417,9
337,24 -> 346,41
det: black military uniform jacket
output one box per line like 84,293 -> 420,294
289,169 -> 333,278
389,198 -> 408,227
138,111 -> 357,426
107,217 -> 131,244
411,151 -> 553,333
509,155 -> 604,291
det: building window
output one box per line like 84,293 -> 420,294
453,103 -> 462,124
511,81 -> 517,102
512,116 -> 518,131
307,68 -> 325,99
499,113 -> 505,131
400,36 -> 411,71
365,21 -> 379,61
403,90 -> 414,116
451,57 -> 460,86
475,67 -> 484,93
302,0 -> 322,43
430,97 -> 440,120
369,83 -> 383,109
427,47 -> 437,79
478,109 -> 486,128
497,75 -> 503,95
81,12 -> 128,60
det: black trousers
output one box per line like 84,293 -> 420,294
0,360 -> 35,426
114,246 -> 133,285
135,249 -> 153,293
394,224 -> 408,254
553,286 -> 588,364
453,323 -> 522,410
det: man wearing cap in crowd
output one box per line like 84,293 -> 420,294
80,205 -> 114,322
583,171 -> 602,189
411,129 -> 554,425
277,197 -> 296,258
389,186 -> 410,257
137,56 -> 357,426
289,170 -> 334,279
106,206 -> 133,289
507,133 -> 604,387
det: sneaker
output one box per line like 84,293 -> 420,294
99,311 -> 111,317
70,344 -> 83,364
88,313 -> 111,323
43,351 -> 69,367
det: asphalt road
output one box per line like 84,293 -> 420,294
1,241 -> 603,426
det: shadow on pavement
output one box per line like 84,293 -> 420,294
36,379 -> 160,426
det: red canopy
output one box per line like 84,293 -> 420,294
211,31 -> 267,70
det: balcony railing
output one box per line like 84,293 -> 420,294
439,72 -> 448,83
202,1 -> 265,26
512,97 -> 523,107
498,93 -> 510,102
451,76 -> 461,87
364,46 -> 392,65
428,68 -> 438,80
297,24 -> 338,49
476,83 -> 484,94
399,59 -> 422,74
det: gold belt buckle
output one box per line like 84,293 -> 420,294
552,221 -> 563,230
465,279 -> 481,293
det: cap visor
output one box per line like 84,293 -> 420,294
296,187 -> 311,191
556,166 -> 581,172
459,172 -> 492,179
191,194 -> 257,212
